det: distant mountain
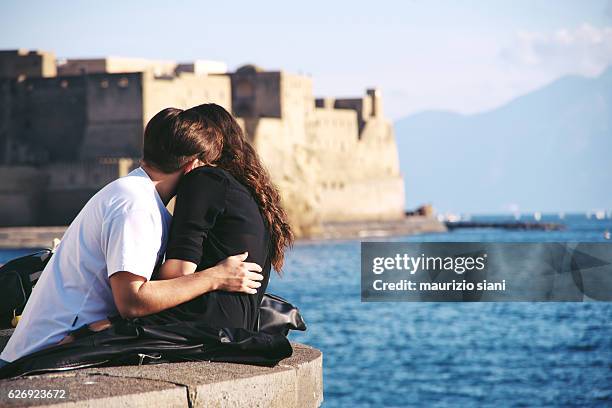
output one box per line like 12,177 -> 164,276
394,67 -> 612,214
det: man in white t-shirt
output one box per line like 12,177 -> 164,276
0,108 -> 263,364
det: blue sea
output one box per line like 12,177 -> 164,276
1,214 -> 611,407
268,214 -> 612,407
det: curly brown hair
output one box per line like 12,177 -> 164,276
180,103 -> 294,272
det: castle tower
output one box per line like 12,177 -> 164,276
0,49 -> 57,79
366,88 -> 383,117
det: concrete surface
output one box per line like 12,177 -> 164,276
0,227 -> 66,249
0,329 -> 323,407
315,215 -> 447,240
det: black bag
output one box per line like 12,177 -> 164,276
0,315 -> 299,379
0,249 -> 53,328
257,293 -> 307,335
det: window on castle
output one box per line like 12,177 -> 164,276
100,80 -> 109,89
60,80 -> 68,88
118,78 -> 129,88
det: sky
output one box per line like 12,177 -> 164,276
1,0 -> 611,119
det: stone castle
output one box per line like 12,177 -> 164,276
0,49 -> 405,235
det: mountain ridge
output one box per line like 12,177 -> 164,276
394,67 -> 612,213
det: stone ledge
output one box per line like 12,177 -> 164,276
0,227 -> 66,249
0,328 -> 323,407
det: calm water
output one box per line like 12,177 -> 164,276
268,214 -> 612,407
1,214 -> 611,407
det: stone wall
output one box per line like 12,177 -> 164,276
231,67 -> 283,118
0,49 -> 56,79
0,160 -> 139,227
142,71 -> 231,123
81,73 -> 144,159
57,57 -> 177,77
0,167 -> 48,226
3,75 -> 89,164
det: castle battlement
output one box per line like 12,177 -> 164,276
0,49 -> 405,234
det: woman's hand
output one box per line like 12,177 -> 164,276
209,252 -> 264,294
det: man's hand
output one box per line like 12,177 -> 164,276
208,252 -> 264,294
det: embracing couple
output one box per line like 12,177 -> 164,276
0,103 -> 293,366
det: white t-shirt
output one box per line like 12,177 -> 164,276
1,167 -> 172,363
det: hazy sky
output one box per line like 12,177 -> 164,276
2,0 -> 611,119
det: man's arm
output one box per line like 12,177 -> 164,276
110,252 -> 263,318
155,251 -> 262,280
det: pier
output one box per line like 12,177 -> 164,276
445,221 -> 565,231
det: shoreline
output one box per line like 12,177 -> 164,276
0,216 -> 447,250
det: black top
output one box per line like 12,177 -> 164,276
165,166 -> 270,331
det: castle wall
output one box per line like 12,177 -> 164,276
357,118 -> 401,178
176,61 -> 228,76
0,79 -> 11,163
5,75 -> 88,164
0,166 -> 48,226
57,59 -> 107,76
306,105 -> 404,222
1,72 -> 145,165
231,70 -> 282,118
46,159 -> 138,191
41,159 -> 140,225
241,117 -> 320,235
334,97 -> 372,119
58,57 -> 177,77
279,73 -> 313,146
142,72 -> 231,123
248,118 -> 293,176
317,177 -> 405,221
0,50 -> 56,79
307,107 -> 359,181
333,97 -> 371,134
80,73 -> 144,159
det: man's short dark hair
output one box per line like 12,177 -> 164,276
143,108 -> 220,173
